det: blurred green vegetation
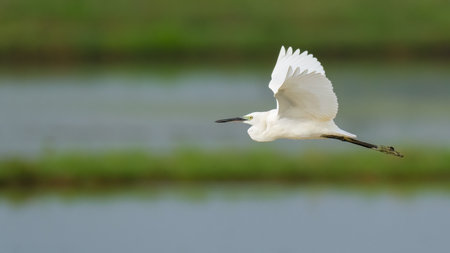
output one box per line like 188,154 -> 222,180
1,0 -> 449,63
1,149 -> 449,188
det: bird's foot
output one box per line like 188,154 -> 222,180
374,145 -> 404,158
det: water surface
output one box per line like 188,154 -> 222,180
1,185 -> 449,253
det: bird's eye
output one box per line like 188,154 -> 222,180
249,116 -> 253,120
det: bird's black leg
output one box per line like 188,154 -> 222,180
321,135 -> 404,158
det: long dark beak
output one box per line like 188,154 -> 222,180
215,117 -> 246,123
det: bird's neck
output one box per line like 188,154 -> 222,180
247,110 -> 276,142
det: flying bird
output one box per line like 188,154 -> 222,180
216,46 -> 403,157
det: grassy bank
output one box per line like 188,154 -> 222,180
0,149 -> 449,188
1,0 -> 449,63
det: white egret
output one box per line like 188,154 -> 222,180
216,46 -> 403,157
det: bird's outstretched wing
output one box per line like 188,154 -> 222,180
269,46 -> 338,121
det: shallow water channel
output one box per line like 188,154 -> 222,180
1,185 -> 450,253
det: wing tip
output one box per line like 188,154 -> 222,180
287,47 -> 293,55
279,46 -> 286,57
280,45 -> 318,57
280,45 -> 312,58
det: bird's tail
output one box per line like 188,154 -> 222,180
321,134 -> 404,158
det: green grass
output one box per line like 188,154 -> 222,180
0,148 -> 449,188
0,0 -> 449,63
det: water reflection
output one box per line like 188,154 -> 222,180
1,184 -> 449,253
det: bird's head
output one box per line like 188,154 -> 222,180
216,112 -> 269,142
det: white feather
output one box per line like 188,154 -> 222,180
269,46 -> 325,93
268,46 -> 337,121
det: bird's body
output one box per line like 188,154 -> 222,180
245,109 -> 355,142
216,46 -> 403,157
